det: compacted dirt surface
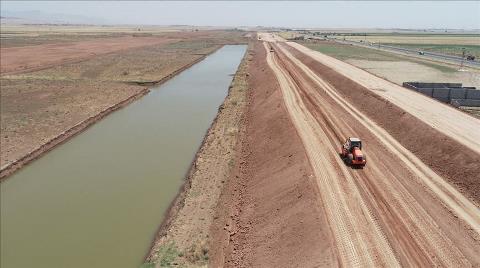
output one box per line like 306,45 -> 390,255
211,41 -> 336,267
208,33 -> 480,267
287,41 -> 480,155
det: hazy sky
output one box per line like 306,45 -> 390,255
2,1 -> 480,29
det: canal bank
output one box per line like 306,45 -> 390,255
0,45 -> 247,268
0,45 -> 224,180
145,43 -> 252,267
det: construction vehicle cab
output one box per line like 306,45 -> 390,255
340,137 -> 366,167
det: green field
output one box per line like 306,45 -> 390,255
383,43 -> 480,58
300,41 -> 457,73
301,41 -> 403,61
323,33 -> 479,59
339,33 -> 480,45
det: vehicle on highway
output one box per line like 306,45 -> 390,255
340,137 -> 366,168
466,55 -> 476,61
418,51 -> 425,55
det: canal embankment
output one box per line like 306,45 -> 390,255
1,30 -> 248,172
0,88 -> 148,179
144,43 -> 252,267
0,46 -> 223,180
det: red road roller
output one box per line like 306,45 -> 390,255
340,137 -> 366,168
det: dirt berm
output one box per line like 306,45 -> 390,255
210,41 -> 336,267
145,43 -> 251,267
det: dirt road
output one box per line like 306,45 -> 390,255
213,41 -> 338,267
287,41 -> 480,155
256,33 -> 480,266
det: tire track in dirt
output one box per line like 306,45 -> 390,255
213,41 -> 338,267
276,43 -> 480,236
285,41 -> 480,155
264,42 -> 400,267
264,37 -> 480,266
274,49 -> 432,266
273,43 -> 479,266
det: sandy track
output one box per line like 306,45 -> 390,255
285,41 -> 480,155
214,41 -> 337,267
266,42 -> 399,267
277,44 -> 480,234
1,36 -> 176,74
263,38 -> 480,266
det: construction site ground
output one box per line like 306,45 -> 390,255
208,34 -> 480,267
3,29 -> 479,267
146,34 -> 480,267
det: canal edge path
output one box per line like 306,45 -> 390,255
144,42 -> 252,267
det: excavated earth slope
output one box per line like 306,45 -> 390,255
211,40 -> 337,267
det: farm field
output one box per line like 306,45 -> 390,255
382,43 -> 480,58
299,40 -> 480,89
343,33 -> 480,45
342,34 -> 480,58
280,30 -> 480,60
0,24 -> 228,47
0,26 -> 247,170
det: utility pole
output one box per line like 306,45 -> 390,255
460,47 -> 466,70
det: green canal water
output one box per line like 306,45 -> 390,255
0,45 -> 247,268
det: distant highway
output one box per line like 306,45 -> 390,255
310,36 -> 480,69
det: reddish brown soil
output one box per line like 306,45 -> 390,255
210,36 -> 479,266
270,42 -> 480,265
285,44 -> 480,205
210,41 -> 337,267
1,36 -> 176,74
